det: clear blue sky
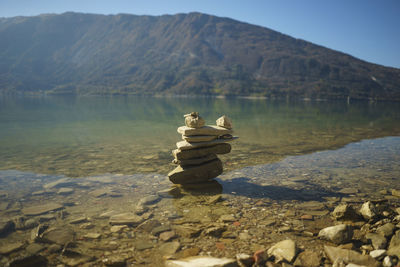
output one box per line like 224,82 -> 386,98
1,0 -> 399,68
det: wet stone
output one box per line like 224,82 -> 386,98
57,187 -> 74,195
21,203 -> 64,216
69,216 -> 88,224
267,239 -> 297,263
0,242 -> 24,254
43,178 -> 76,189
293,250 -> 320,267
360,201 -> 377,220
109,213 -> 145,226
42,227 -> 75,245
110,225 -> 127,233
0,220 -> 15,237
84,232 -> 101,239
159,241 -> 181,256
138,195 -> 160,205
324,245 -> 380,267
25,243 -> 45,254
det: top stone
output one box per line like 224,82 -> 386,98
184,112 -> 205,128
177,125 -> 233,136
216,115 -> 233,129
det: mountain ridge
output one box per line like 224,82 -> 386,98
0,12 -> 399,100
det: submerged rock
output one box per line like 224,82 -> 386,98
0,220 -> 15,237
21,203 -> 64,216
293,250 -> 320,267
0,242 -> 24,255
109,213 -> 145,226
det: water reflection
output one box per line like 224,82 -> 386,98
0,95 -> 399,177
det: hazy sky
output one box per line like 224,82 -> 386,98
0,0 -> 399,68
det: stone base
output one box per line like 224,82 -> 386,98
168,158 -> 223,184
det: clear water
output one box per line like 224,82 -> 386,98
1,95 -> 399,177
1,95 -> 400,265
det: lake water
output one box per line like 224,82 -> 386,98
0,95 -> 400,266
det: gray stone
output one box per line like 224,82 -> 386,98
173,143 -> 231,160
138,195 -> 160,206
176,137 -> 237,151
267,239 -> 297,263
25,243 -> 45,254
318,224 -> 353,244
173,154 -> 218,167
177,125 -> 233,136
216,115 -> 233,129
168,158 -> 223,184
293,250 -> 320,267
109,213 -> 144,226
21,203 -> 63,216
0,242 -> 24,254
165,256 -> 237,267
182,135 -> 217,143
366,232 -> 388,250
43,178 -> 76,189
0,220 -> 15,237
377,223 -> 396,238
359,201 -> 377,220
42,227 -> 75,245
324,245 -> 380,267
331,204 -> 360,221
57,187 -> 74,195
134,240 -> 154,251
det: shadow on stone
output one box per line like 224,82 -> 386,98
178,180 -> 223,195
218,177 -> 342,201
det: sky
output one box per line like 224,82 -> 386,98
0,0 -> 399,69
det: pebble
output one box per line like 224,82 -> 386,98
359,201 -> 377,220
267,239 -> 297,263
318,224 -> 353,244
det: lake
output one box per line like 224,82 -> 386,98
0,95 -> 400,266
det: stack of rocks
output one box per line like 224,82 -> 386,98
168,112 -> 238,185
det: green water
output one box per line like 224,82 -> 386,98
0,95 -> 399,177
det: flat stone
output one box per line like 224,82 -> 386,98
134,240 -> 154,251
110,225 -> 127,233
204,226 -> 227,237
109,213 -> 144,226
369,249 -> 386,259
219,214 -> 236,222
318,224 -> 353,244
293,250 -> 320,267
173,225 -> 202,238
324,245 -> 380,267
57,187 -> 74,195
136,219 -> 162,233
366,233 -> 387,250
0,242 -> 24,254
160,230 -> 176,241
84,232 -> 101,239
173,154 -> 218,167
168,158 -> 223,184
173,143 -> 231,160
157,187 -> 182,198
69,216 -> 88,224
99,210 -> 119,218
267,239 -> 297,263
183,135 -> 218,143
165,256 -> 237,267
7,255 -> 48,267
25,243 -> 45,254
89,189 -> 111,198
177,125 -> 233,136
359,201 -> 377,220
22,203 -> 64,216
159,241 -> 180,256
42,227 -> 75,245
152,225 -> 172,236
43,178 -> 76,189
138,195 -> 160,206
338,188 -> 359,194
176,137 -> 238,151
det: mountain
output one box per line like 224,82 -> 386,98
0,12 -> 399,100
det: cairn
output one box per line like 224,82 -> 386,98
168,112 -> 237,185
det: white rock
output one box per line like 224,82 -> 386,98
216,115 -> 233,129
369,249 -> 386,259
267,239 -> 297,263
359,201 -> 377,220
318,224 -> 353,244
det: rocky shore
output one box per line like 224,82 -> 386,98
0,169 -> 399,267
